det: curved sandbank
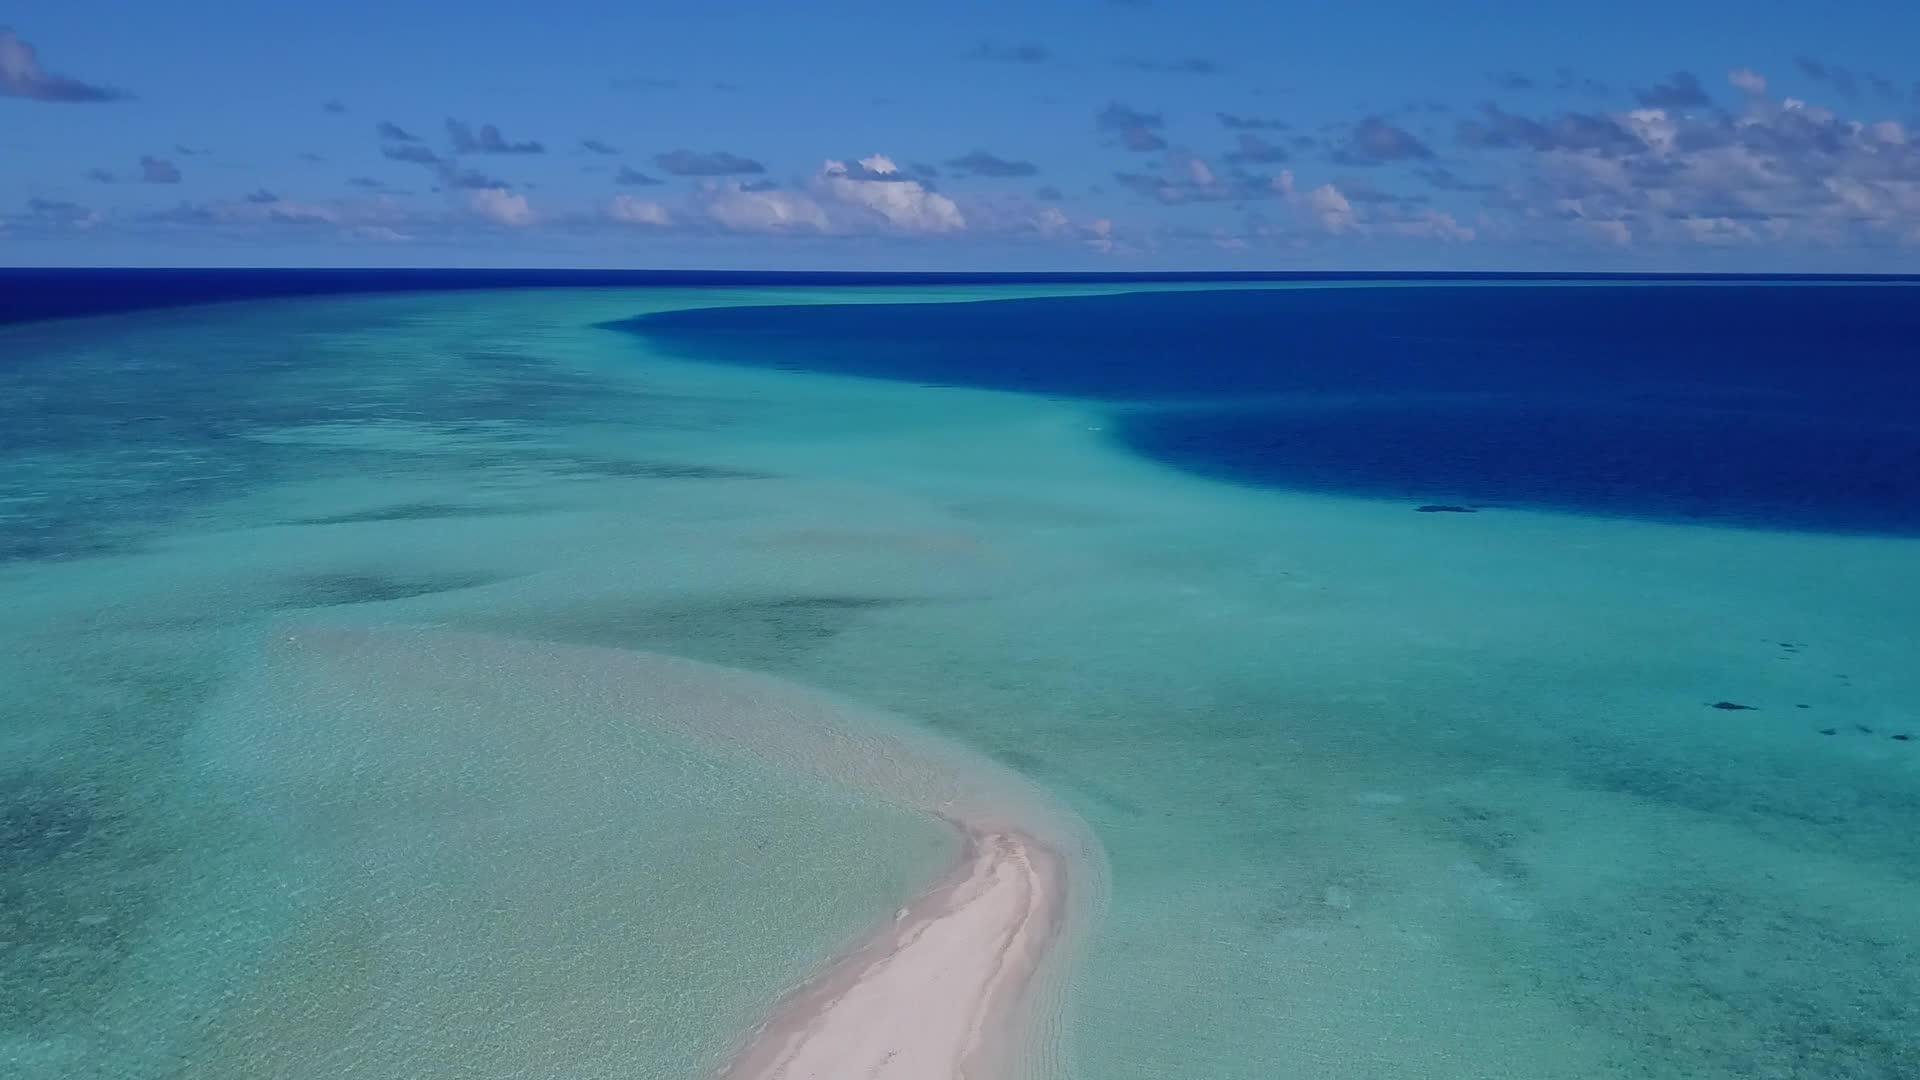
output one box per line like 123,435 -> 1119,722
721,827 -> 1066,1080
188,623 -> 1101,1079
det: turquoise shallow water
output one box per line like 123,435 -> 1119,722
2,285 -> 1917,1078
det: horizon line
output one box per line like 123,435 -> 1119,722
8,266 -> 1920,280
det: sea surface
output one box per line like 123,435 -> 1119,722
2,273 -> 1917,1079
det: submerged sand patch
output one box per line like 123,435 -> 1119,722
178,622 -> 1102,1080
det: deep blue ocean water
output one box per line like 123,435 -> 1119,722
0,269 -> 1609,325
6,272 -> 1918,534
3,267 -> 1903,325
619,284 -> 1920,534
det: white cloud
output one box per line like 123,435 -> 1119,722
1266,169 -> 1472,244
1682,216 -> 1758,244
702,183 -> 830,232
608,194 -> 672,226
0,29 -> 124,102
1869,120 -> 1907,146
467,187 -> 532,226
1024,205 -> 1127,253
1032,206 -> 1072,236
818,156 -> 965,232
1623,108 -> 1678,154
1728,68 -> 1767,95
1778,97 -> 1834,126
1381,209 -> 1475,242
1272,170 -> 1372,238
1304,183 -> 1355,233
1116,153 -> 1238,204
690,152 -> 1057,238
1086,217 -> 1115,253
1474,80 -> 1920,250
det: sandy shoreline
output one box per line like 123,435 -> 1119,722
720,826 -> 1067,1080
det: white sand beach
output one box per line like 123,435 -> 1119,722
721,827 -> 1065,1080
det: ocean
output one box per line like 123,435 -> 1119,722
2,273 -> 1916,1078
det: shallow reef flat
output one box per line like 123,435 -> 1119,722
171,623 -> 1097,1080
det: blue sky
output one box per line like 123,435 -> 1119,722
5,1 -> 1920,270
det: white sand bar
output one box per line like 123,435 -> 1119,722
180,624 -> 1098,1080
722,828 -> 1066,1080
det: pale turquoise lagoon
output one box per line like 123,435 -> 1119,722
2,285 -> 1916,1078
